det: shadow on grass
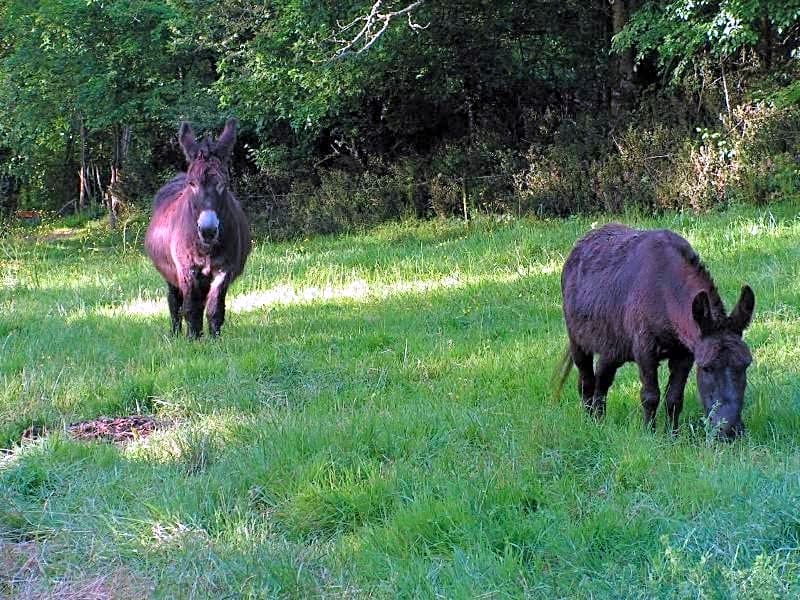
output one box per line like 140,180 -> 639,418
2,255 -> 797,449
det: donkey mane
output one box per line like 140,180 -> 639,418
676,242 -> 726,317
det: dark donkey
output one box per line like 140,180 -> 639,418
558,224 -> 755,439
145,119 -> 251,338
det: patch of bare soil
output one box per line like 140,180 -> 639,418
67,416 -> 161,442
1,540 -> 40,583
19,416 -> 162,445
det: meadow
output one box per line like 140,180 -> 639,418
2,203 -> 800,598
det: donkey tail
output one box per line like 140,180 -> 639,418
553,347 -> 573,400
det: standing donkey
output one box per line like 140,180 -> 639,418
145,119 -> 251,338
558,224 -> 755,439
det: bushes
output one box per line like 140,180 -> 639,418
239,166 -> 418,240
512,117 -> 685,215
512,95 -> 800,216
730,100 -> 800,204
232,91 -> 800,240
18,93 -> 791,241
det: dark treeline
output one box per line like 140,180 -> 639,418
2,1 -> 800,237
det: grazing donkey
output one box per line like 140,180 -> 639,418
558,224 -> 755,439
145,119 -> 251,338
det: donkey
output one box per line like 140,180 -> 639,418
144,118 -> 251,338
557,224 -> 755,439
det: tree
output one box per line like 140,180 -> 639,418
615,0 -> 800,85
206,1 -> 611,173
0,0 -> 216,218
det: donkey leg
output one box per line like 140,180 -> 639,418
206,272 -> 230,337
665,355 -> 692,435
167,284 -> 183,335
593,356 -> 622,419
635,354 -> 661,431
182,281 -> 206,339
571,343 -> 596,416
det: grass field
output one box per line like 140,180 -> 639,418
2,203 -> 800,598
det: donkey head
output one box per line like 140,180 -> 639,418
692,285 -> 755,439
179,118 -> 237,245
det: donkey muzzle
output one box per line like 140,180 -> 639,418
197,210 -> 220,243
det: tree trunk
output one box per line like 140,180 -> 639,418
758,16 -> 773,69
609,0 -> 635,110
61,120 -> 77,214
107,123 -> 131,229
611,0 -> 633,78
462,86 -> 475,223
78,117 -> 89,212
93,162 -> 103,201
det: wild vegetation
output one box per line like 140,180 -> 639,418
2,1 -> 800,234
2,1 -> 800,597
2,203 -> 800,596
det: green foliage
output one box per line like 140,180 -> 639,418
616,0 -> 800,81
206,1 -> 605,162
0,0 -> 215,206
1,0 -> 800,222
0,0 -> 207,130
509,91 -> 800,214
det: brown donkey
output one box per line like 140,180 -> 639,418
558,224 -> 755,439
145,119 -> 251,338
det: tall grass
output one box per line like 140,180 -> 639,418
2,203 -> 800,597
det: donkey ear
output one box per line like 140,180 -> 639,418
729,285 -> 755,334
214,118 -> 237,162
178,122 -> 198,162
692,291 -> 715,335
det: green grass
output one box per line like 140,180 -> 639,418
2,203 -> 800,598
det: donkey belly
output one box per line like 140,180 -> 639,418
562,266 -> 636,363
566,310 -> 634,362
144,222 -> 180,287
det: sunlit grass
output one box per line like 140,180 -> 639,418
2,203 -> 800,597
